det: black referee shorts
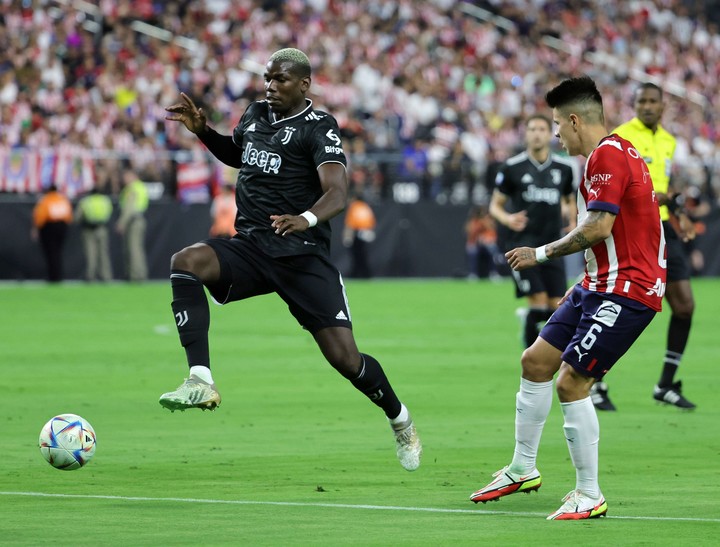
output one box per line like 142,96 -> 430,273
204,235 -> 353,333
663,220 -> 691,283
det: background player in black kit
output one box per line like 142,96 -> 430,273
489,114 -> 578,348
159,48 -> 421,471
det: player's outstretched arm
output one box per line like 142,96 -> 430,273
165,92 -> 208,134
506,210 -> 614,271
166,92 -> 242,168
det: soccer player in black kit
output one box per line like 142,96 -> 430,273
489,114 -> 578,348
160,48 -> 421,471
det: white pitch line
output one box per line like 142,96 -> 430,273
1,492 -> 719,523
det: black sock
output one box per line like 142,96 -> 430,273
524,308 -> 552,348
350,354 -> 402,419
659,315 -> 692,387
170,269 -> 210,368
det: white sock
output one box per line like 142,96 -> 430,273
561,396 -> 601,499
389,403 -> 409,424
189,365 -> 214,384
509,378 -> 553,474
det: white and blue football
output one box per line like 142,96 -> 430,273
39,414 -> 96,470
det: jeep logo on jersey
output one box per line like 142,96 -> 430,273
242,142 -> 281,174
521,185 -> 560,204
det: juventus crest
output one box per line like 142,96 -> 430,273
280,127 -> 296,144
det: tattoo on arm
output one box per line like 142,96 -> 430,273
547,210 -> 611,258
551,235 -> 585,257
571,231 -> 593,249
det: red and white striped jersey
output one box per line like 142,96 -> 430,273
578,134 -> 666,311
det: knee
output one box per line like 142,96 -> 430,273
555,367 -> 591,402
327,348 -> 362,378
170,247 -> 195,272
671,299 -> 694,321
521,348 -> 551,382
314,328 -> 363,378
555,375 -> 574,402
171,244 -> 214,277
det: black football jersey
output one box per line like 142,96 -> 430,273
495,151 -> 577,247
229,99 -> 347,258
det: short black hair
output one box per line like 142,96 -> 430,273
545,76 -> 605,124
526,114 -> 552,130
635,82 -> 663,99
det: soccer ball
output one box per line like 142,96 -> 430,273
39,414 -> 96,470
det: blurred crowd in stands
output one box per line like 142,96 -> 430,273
1,0 -> 719,215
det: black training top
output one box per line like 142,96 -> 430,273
494,151 -> 577,248
198,99 -> 347,258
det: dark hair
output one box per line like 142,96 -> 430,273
635,82 -> 663,100
526,114 -> 552,130
545,76 -> 604,124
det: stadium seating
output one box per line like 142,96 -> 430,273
0,0 -> 717,207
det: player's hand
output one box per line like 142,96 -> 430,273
558,285 -> 575,305
676,212 -> 696,242
270,214 -> 311,236
165,92 -> 208,134
506,210 -> 528,232
505,246 -> 537,271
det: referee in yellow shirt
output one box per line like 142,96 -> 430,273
76,187 -> 114,282
590,82 -> 696,410
117,168 -> 149,282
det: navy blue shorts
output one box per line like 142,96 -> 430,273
204,235 -> 352,333
511,259 -> 567,299
540,285 -> 656,379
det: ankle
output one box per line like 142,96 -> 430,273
189,365 -> 214,384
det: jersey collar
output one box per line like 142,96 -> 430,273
526,151 -> 553,171
630,116 -> 663,134
269,99 -> 313,125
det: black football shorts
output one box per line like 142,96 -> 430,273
204,235 -> 353,333
511,259 -> 568,299
663,221 -> 691,283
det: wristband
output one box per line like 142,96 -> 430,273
535,246 -> 549,263
300,210 -> 318,227
666,193 -> 685,215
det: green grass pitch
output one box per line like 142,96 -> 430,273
1,278 -> 719,545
